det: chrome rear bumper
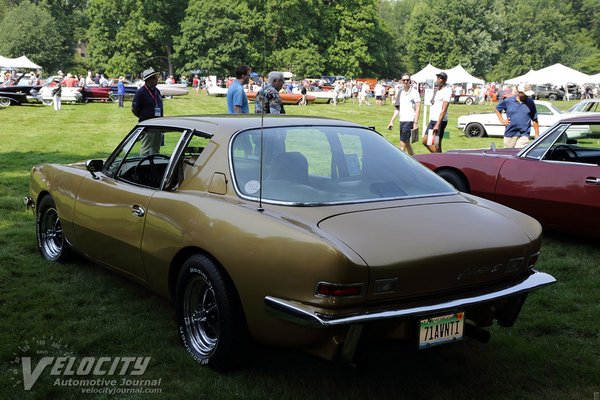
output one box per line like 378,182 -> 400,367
265,271 -> 556,327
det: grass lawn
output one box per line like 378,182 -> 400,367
0,94 -> 598,400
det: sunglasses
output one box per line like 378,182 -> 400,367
401,79 -> 410,82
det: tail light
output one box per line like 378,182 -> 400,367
315,282 -> 363,298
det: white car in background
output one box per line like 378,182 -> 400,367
293,86 -> 345,104
37,83 -> 82,105
567,99 -> 600,113
458,100 -> 597,138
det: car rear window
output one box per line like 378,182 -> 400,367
231,126 -> 454,205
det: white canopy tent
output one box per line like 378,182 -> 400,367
412,63 -> 484,85
0,55 -> 42,69
445,65 -> 484,84
505,69 -> 537,84
589,72 -> 600,84
508,63 -> 592,85
411,63 -> 443,83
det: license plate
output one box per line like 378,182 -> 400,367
419,311 -> 465,349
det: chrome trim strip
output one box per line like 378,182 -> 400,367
265,271 -> 556,327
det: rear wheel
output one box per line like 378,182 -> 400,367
437,170 -> 469,192
548,93 -> 558,101
0,97 -> 11,107
41,98 -> 53,106
36,195 -> 72,262
464,122 -> 486,138
465,97 -> 474,105
176,254 -> 247,371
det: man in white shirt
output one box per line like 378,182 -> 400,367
374,81 -> 385,106
423,72 -> 451,153
387,74 -> 421,155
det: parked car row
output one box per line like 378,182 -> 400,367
0,78 -> 188,107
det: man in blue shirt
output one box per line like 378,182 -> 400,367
227,65 -> 251,114
495,84 -> 539,148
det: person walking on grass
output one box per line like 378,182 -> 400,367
387,73 -> 421,155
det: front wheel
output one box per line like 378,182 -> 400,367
0,97 -> 11,107
548,93 -> 558,101
176,254 -> 247,371
41,98 -> 53,106
437,169 -> 469,192
464,122 -> 486,138
36,195 -> 72,262
465,97 -> 474,105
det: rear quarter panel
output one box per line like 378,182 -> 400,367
142,191 -> 369,346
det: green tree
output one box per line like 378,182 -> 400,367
379,0 -> 418,76
323,0 -> 395,78
404,0 -> 498,79
39,0 -> 90,72
488,0 -> 578,81
174,0 -> 256,77
581,0 -> 600,48
86,0 -> 185,77
0,2 -> 65,72
270,46 -> 325,78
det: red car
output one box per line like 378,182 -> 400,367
415,115 -> 600,237
81,86 -> 111,102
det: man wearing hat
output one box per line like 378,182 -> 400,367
132,67 -> 164,155
495,83 -> 539,148
423,71 -> 451,153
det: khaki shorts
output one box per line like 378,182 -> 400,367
504,136 -> 530,148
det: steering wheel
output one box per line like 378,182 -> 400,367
549,144 -> 578,162
133,154 -> 170,187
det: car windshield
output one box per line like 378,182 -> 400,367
231,126 -> 454,205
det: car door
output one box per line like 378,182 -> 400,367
72,127 -> 189,279
494,123 -> 600,234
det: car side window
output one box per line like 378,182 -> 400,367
536,104 -> 552,115
104,127 -> 187,189
541,124 -> 600,165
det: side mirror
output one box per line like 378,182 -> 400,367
86,159 -> 104,180
566,138 -> 578,145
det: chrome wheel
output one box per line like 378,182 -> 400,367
183,274 -> 220,356
0,97 -> 11,107
36,196 -> 71,261
176,254 -> 247,370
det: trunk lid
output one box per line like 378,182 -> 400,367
317,199 -> 540,301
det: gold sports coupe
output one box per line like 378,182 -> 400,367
26,115 -> 556,370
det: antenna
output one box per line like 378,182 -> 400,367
257,0 -> 267,213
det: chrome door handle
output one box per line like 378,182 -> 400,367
585,177 -> 600,185
131,205 -> 145,217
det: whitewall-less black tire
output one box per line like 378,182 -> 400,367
176,254 -> 247,371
